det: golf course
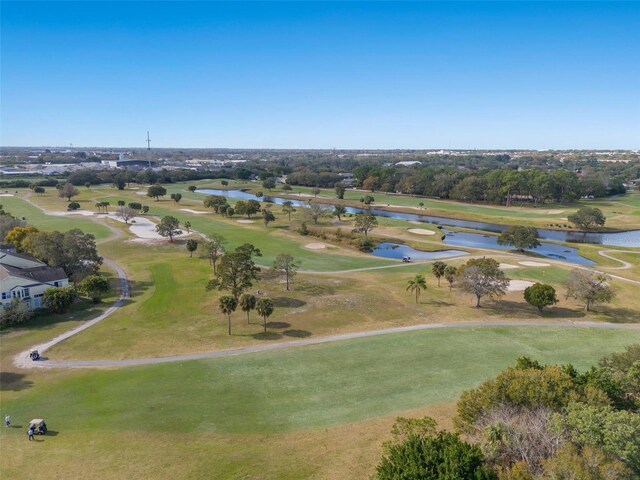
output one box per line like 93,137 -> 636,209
2,182 -> 639,479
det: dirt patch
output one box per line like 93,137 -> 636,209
407,228 -> 436,236
518,261 -> 551,267
507,280 -> 535,292
237,219 -> 255,224
499,263 -> 519,269
305,243 -> 327,250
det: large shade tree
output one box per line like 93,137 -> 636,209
457,258 -> 509,307
497,226 -> 541,252
206,243 -> 262,298
155,216 -> 182,242
568,207 -> 606,229
565,270 -> 615,311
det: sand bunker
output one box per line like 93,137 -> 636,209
135,191 -> 147,196
499,263 -> 520,269
0,193 -> 15,197
236,219 -> 255,224
305,243 -> 327,250
180,208 -> 207,214
48,210 -> 95,217
518,261 -> 551,267
507,280 -> 535,292
546,210 -> 565,214
107,214 -> 188,241
407,228 -> 436,236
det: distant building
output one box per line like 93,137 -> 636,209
101,159 -> 157,169
395,161 -> 422,167
0,249 -> 68,309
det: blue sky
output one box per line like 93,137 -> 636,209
1,1 -> 639,149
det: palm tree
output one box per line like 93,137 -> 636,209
282,201 -> 295,221
432,261 -> 447,287
256,297 -> 274,333
406,274 -> 427,304
218,295 -> 238,335
240,293 -> 257,324
444,265 -> 458,291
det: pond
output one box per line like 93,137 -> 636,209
196,189 -> 640,248
440,230 -> 594,265
370,243 -> 468,261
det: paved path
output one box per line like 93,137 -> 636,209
19,319 -> 640,369
598,249 -> 637,270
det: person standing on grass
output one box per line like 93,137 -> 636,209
28,427 -> 34,441
4,414 -> 10,427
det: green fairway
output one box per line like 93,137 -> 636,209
0,193 -> 112,240
3,326 -> 639,435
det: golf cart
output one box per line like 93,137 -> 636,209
29,350 -> 40,361
402,256 -> 412,263
29,419 -> 47,435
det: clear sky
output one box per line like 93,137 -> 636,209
1,1 -> 638,149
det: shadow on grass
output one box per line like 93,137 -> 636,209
0,372 -> 34,391
252,332 -> 283,341
265,322 -> 291,329
594,306 -> 640,323
127,280 -> 154,299
272,297 -> 306,308
428,300 -> 455,307
485,300 -> 586,320
283,330 -> 312,338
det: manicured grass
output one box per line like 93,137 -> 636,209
0,192 -> 112,240
2,327 -> 639,479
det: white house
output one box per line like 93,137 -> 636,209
0,249 -> 68,309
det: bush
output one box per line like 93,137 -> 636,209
0,298 -> 33,327
377,431 -> 496,480
43,286 -> 77,314
358,237 -> 374,252
297,222 -> 309,236
67,202 -> 81,211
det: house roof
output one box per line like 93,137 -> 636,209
1,264 -> 67,284
0,249 -> 47,267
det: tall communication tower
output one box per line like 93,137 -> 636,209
146,131 -> 152,168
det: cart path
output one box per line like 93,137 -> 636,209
18,320 -> 640,369
13,258 -> 130,369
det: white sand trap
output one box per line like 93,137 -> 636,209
49,210 -> 95,217
0,193 -> 15,197
499,263 -> 520,269
407,228 -> 436,236
305,243 -> 327,250
546,209 -> 565,214
507,280 -> 535,292
180,208 -> 207,214
236,219 -> 255,224
135,191 -> 147,196
518,261 -> 551,267
107,214 -> 188,240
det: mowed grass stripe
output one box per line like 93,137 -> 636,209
3,326 -> 638,435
